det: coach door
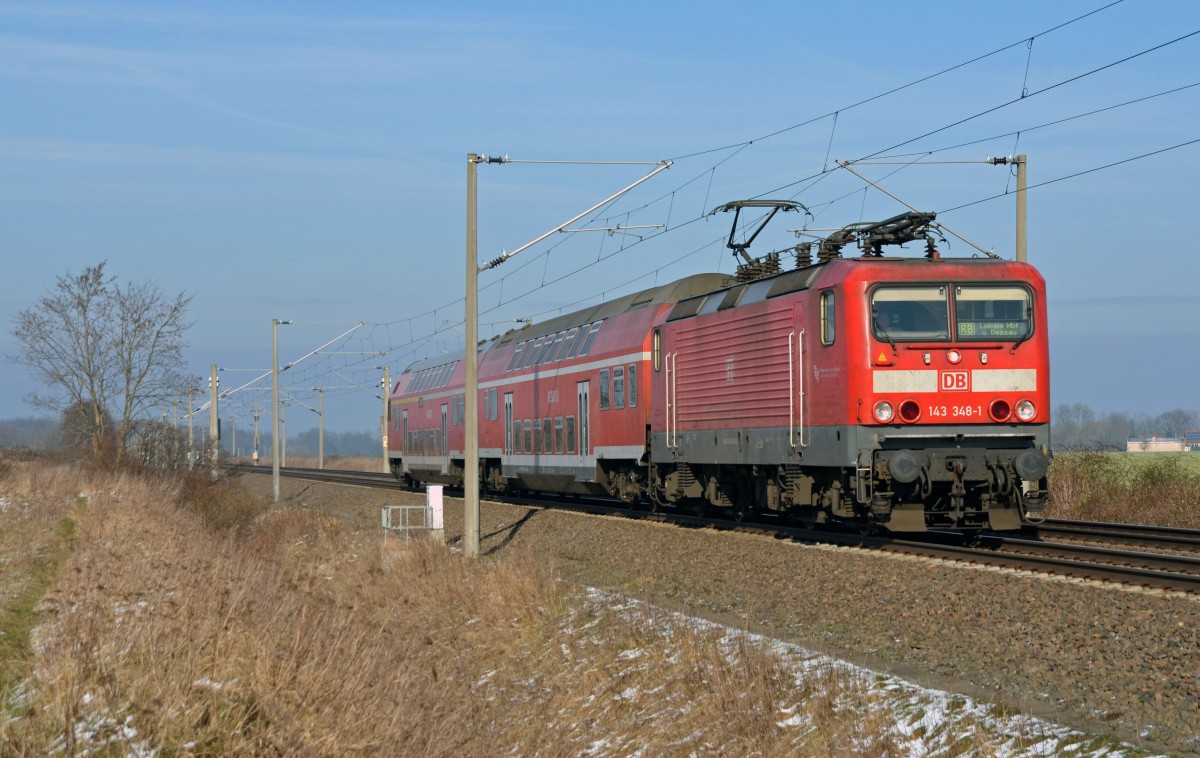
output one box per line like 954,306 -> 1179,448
504,393 -> 513,455
576,381 -> 590,456
440,403 -> 449,474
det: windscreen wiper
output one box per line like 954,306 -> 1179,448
872,309 -> 898,355
1010,308 -> 1032,352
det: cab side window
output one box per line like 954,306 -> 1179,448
820,290 -> 836,346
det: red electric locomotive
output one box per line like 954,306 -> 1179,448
388,206 -> 1051,532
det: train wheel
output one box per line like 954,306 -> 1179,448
732,505 -> 754,522
792,506 -> 820,530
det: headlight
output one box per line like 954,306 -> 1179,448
898,399 -> 921,423
873,401 -> 895,423
1015,399 -> 1037,422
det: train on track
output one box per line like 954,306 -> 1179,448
387,203 -> 1051,532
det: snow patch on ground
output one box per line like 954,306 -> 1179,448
583,587 -> 1161,757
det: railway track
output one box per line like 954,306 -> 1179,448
228,464 -> 1200,594
1029,518 -> 1200,553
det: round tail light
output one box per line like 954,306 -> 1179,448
898,400 -> 921,423
873,401 -> 895,423
989,399 -> 1012,422
1015,399 -> 1037,422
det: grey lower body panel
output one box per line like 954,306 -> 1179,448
651,423 -> 1049,468
650,425 -> 858,468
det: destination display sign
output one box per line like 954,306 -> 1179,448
957,321 -> 1026,338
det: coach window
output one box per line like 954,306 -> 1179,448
554,417 -> 564,453
627,364 -> 638,407
523,420 -> 533,454
512,420 -> 523,454
613,366 -> 625,410
565,323 -> 591,360
599,369 -> 611,410
489,388 -> 498,420
652,329 -> 661,371
507,342 -> 526,371
542,418 -> 553,453
522,337 -> 545,369
542,331 -> 566,365
555,327 -> 579,361
820,290 -> 836,346
578,321 -> 603,356
533,335 -> 554,365
565,417 -> 577,454
533,418 -> 543,453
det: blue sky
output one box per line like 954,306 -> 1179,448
2,0 -> 1198,436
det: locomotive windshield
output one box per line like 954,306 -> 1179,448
953,285 -> 1032,340
871,286 -> 950,341
870,284 -> 1032,342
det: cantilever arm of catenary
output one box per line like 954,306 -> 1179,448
479,161 -> 672,272
201,321 -> 367,411
836,160 -> 998,258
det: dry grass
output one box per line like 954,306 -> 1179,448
0,458 -> 1090,755
1047,451 -> 1200,527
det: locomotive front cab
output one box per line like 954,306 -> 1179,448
859,270 -> 1051,531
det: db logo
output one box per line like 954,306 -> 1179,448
940,370 -> 970,391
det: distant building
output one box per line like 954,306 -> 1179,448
1126,436 -> 1189,453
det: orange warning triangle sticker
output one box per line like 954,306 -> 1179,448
876,352 -> 892,365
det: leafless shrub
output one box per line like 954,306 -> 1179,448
1048,452 -> 1200,527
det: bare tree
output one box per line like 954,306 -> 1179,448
1153,408 -> 1198,438
10,262 -> 192,459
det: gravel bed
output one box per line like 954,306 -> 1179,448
239,473 -> 1200,754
